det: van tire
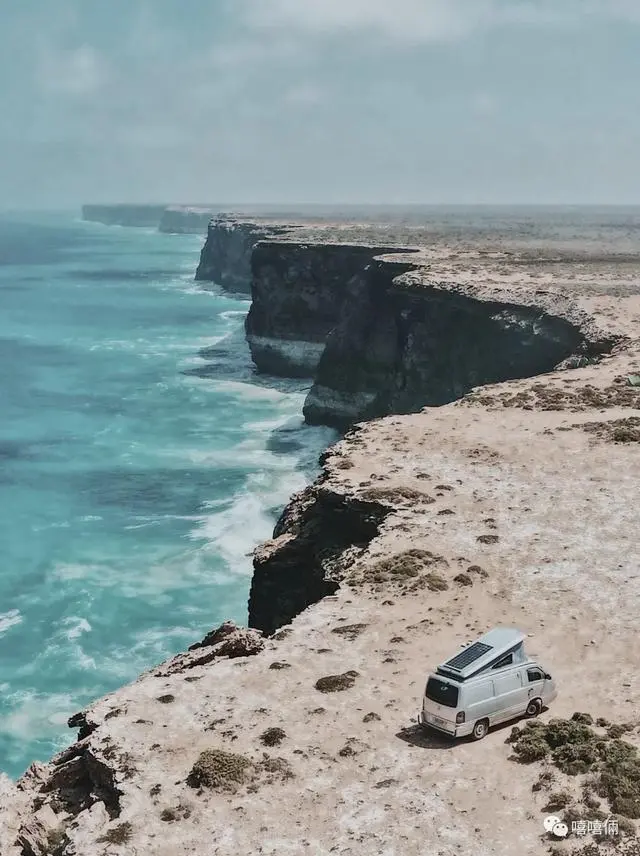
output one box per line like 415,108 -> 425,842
526,698 -> 542,717
472,719 -> 489,740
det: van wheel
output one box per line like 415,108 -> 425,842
526,698 -> 542,717
472,719 -> 489,740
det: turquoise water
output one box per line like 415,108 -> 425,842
0,212 -> 335,778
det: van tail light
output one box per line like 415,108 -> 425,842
456,712 -> 465,724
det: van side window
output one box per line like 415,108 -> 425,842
492,653 -> 513,669
527,668 -> 544,682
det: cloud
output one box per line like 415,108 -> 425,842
242,0 -> 640,44
1,0 -> 640,206
472,92 -> 499,117
244,0 -> 486,43
283,84 -> 325,107
36,44 -> 107,97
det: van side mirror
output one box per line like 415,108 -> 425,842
544,673 -> 552,680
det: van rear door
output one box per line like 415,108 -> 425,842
423,676 -> 459,729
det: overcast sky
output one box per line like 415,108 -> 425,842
1,0 -> 640,207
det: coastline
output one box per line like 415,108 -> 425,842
3,209 -> 640,856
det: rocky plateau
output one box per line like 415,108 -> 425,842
2,209 -> 640,856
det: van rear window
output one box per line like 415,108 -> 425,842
425,677 -> 459,708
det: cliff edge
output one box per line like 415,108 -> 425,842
3,216 -> 640,856
194,217 -> 303,293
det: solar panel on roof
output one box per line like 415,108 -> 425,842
445,641 -> 493,671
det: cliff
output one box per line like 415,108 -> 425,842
81,204 -> 169,228
194,217 -> 302,294
158,207 -> 218,234
245,242 -> 414,377
302,259 -> 606,429
3,219 -> 640,856
241,233 -> 612,423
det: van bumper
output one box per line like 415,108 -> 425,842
418,711 -> 458,737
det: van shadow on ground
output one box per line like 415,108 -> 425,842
397,717 -> 526,750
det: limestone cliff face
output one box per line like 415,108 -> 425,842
246,242 -> 411,377
195,218 -> 298,293
81,205 -> 168,228
302,260 -> 596,429
158,207 -> 217,234
248,477 -> 390,635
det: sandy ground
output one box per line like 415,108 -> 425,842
1,224 -> 640,856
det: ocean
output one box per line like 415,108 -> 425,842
0,212 -> 335,778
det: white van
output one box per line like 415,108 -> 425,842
418,627 -> 557,740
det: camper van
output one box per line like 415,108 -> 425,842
418,627 -> 557,740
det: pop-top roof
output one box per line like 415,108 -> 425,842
437,627 -> 525,680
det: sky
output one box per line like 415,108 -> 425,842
1,0 -> 640,207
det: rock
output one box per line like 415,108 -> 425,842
246,241 -> 409,376
67,711 -> 98,740
214,628 -> 265,659
16,820 -> 49,856
1,773 -> 27,856
157,622 -> 265,676
189,620 -> 239,650
195,217 -> 301,293
248,487 -> 389,636
303,261 -> 590,429
189,621 -> 264,658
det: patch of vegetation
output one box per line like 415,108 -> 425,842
544,789 -> 574,811
597,740 -> 640,817
156,694 -> 175,704
608,723 -> 635,740
363,712 -> 381,723
468,565 -> 489,578
269,661 -> 291,670
364,549 -> 441,582
463,376 -> 640,414
358,549 -> 450,594
454,573 -> 473,586
257,755 -> 294,782
437,508 -> 455,515
331,623 -> 368,641
335,459 -> 354,470
315,671 -> 359,693
580,417 -> 640,444
509,717 -> 640,818
477,534 -> 500,544
425,573 -> 449,592
160,803 -> 191,822
97,822 -> 133,845
260,727 -> 287,747
360,486 -> 435,505
186,749 -> 253,792
572,712 -> 595,725
532,768 -> 556,792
